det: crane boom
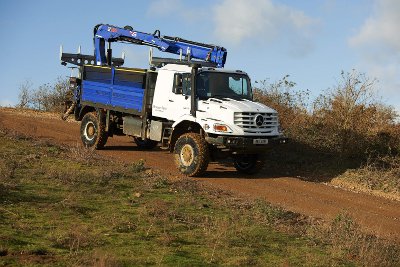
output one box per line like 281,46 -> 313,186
93,24 -> 227,68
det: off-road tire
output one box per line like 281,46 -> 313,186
133,137 -> 158,149
233,154 -> 265,174
80,112 -> 108,149
174,133 -> 209,177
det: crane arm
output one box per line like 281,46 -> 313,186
94,24 -> 227,68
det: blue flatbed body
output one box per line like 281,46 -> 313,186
80,65 -> 147,114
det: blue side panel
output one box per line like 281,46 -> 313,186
84,67 -> 112,83
81,80 -> 144,112
113,80 -> 143,88
82,80 -> 112,105
81,65 -> 146,113
111,84 -> 144,111
114,69 -> 144,88
86,72 -> 112,84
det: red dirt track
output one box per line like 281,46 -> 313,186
1,108 -> 399,240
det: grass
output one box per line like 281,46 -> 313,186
332,156 -> 400,199
264,141 -> 400,202
0,129 -> 399,266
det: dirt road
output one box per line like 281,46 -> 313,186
1,108 -> 399,240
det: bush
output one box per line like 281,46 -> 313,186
254,70 -> 399,158
17,77 -> 69,112
253,75 -> 310,137
312,70 -> 398,157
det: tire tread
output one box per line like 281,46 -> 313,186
174,133 -> 209,176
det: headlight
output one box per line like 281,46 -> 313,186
213,123 -> 232,133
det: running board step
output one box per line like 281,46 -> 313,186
160,127 -> 172,149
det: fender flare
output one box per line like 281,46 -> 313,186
169,118 -> 204,151
76,105 -> 96,121
171,115 -> 199,128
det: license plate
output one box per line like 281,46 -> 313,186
253,139 -> 268,145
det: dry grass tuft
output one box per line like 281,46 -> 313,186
50,224 -> 96,254
68,143 -> 100,163
333,156 -> 400,200
309,213 -> 400,267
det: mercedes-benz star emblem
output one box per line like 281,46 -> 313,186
254,114 -> 264,127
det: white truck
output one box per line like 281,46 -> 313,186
61,24 -> 286,176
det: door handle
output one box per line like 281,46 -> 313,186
169,99 -> 174,102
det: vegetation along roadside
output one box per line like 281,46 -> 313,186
0,129 -> 399,266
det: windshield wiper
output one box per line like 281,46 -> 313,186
212,94 -> 248,101
210,94 -> 230,100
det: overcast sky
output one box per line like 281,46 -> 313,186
0,0 -> 399,113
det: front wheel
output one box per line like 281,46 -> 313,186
233,154 -> 265,174
80,112 -> 108,149
174,133 -> 209,177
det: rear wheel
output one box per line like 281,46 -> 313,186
174,133 -> 209,176
233,154 -> 265,174
133,137 -> 158,149
80,112 -> 108,149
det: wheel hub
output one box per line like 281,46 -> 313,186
180,144 -> 194,166
87,125 -> 94,136
84,122 -> 96,141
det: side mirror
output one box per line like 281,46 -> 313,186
173,73 -> 183,94
182,73 -> 191,96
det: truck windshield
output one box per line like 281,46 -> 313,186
196,72 -> 252,100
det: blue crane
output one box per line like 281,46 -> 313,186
94,24 -> 227,68
61,24 -> 227,68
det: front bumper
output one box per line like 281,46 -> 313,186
205,135 -> 288,153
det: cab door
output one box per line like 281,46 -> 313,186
152,71 -> 191,121
164,73 -> 191,121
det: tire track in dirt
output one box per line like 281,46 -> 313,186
1,108 -> 399,240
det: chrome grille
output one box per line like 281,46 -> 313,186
234,112 -> 278,133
